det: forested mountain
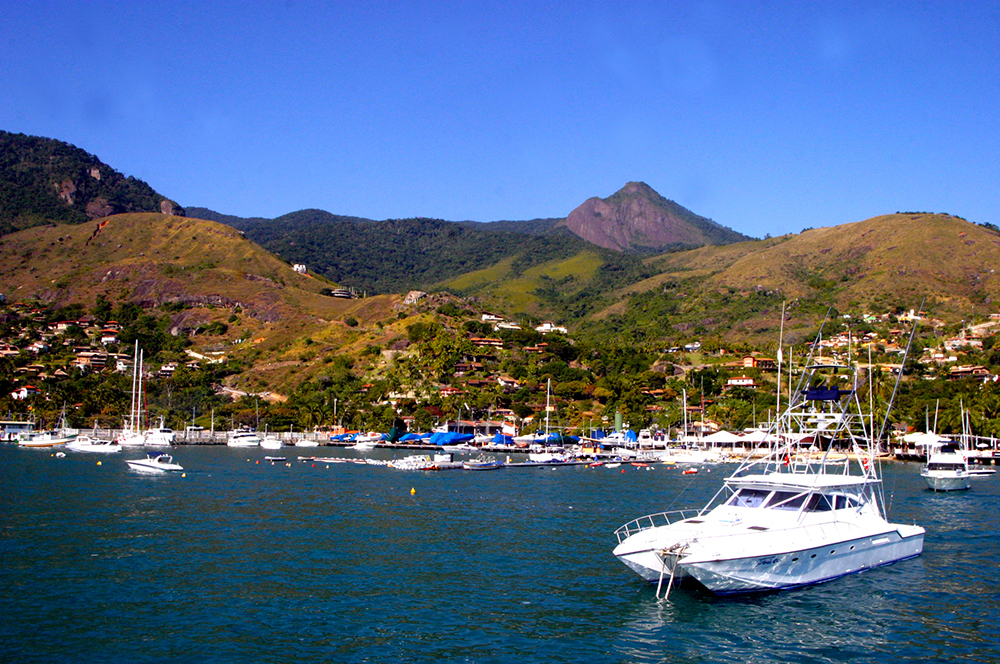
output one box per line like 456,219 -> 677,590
188,207 -> 600,294
0,130 -> 182,236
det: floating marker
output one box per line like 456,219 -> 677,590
181,473 -> 186,478
97,461 -> 102,466
410,487 -> 416,495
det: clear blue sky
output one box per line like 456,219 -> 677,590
2,1 -> 998,238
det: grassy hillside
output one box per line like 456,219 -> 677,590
591,213 -> 1000,347
0,213 -> 415,394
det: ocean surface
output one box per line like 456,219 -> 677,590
2,445 -> 998,664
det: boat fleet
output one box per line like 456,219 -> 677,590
8,328 -> 999,599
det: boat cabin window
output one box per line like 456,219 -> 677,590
805,494 -> 835,511
927,462 -> 965,471
726,488 -> 771,508
766,491 -> 808,511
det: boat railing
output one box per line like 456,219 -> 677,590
614,510 -> 703,544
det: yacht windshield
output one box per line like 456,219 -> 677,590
766,491 -> 808,511
726,488 -> 771,508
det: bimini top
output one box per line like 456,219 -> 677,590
725,472 -> 875,491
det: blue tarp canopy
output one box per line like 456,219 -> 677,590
491,433 -> 514,446
624,429 -> 638,442
427,431 -> 474,446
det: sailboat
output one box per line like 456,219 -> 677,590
117,343 -> 145,446
19,405 -> 77,448
527,379 -> 568,463
613,315 -> 924,596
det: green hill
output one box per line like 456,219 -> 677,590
0,131 -> 181,236
192,207 -> 599,294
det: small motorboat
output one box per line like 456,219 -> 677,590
65,436 -> 122,453
462,455 -> 504,471
126,453 -> 184,473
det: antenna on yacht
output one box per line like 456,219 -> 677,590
776,300 -> 785,418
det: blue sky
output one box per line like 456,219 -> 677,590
2,1 -> 998,238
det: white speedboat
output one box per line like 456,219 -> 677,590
294,439 -> 319,447
227,429 -> 261,447
66,436 -> 121,453
126,453 -> 183,473
613,359 -> 925,596
921,447 -> 971,491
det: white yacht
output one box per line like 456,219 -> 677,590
227,429 -> 261,447
126,452 -> 183,473
260,435 -> 283,449
144,419 -> 175,446
18,430 -> 76,448
921,445 -> 971,491
613,359 -> 925,596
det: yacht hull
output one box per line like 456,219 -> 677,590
921,473 -> 970,491
682,528 -> 924,594
615,525 -> 924,594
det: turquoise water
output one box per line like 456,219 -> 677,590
2,446 -> 998,663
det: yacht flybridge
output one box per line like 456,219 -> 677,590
614,352 -> 925,597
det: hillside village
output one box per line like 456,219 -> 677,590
4,292 -> 1000,440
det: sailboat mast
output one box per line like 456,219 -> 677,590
129,341 -> 138,433
545,378 -> 551,434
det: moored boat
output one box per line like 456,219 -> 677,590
227,429 -> 261,447
126,452 -> 183,473
18,430 -> 75,448
921,445 -> 971,491
613,351 -> 925,596
144,418 -> 175,446
260,435 -> 283,449
65,436 -> 121,453
463,455 -> 503,470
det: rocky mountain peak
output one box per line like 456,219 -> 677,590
557,182 -> 750,252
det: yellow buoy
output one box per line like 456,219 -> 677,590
410,487 -> 416,495
97,461 -> 102,466
181,473 -> 186,478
